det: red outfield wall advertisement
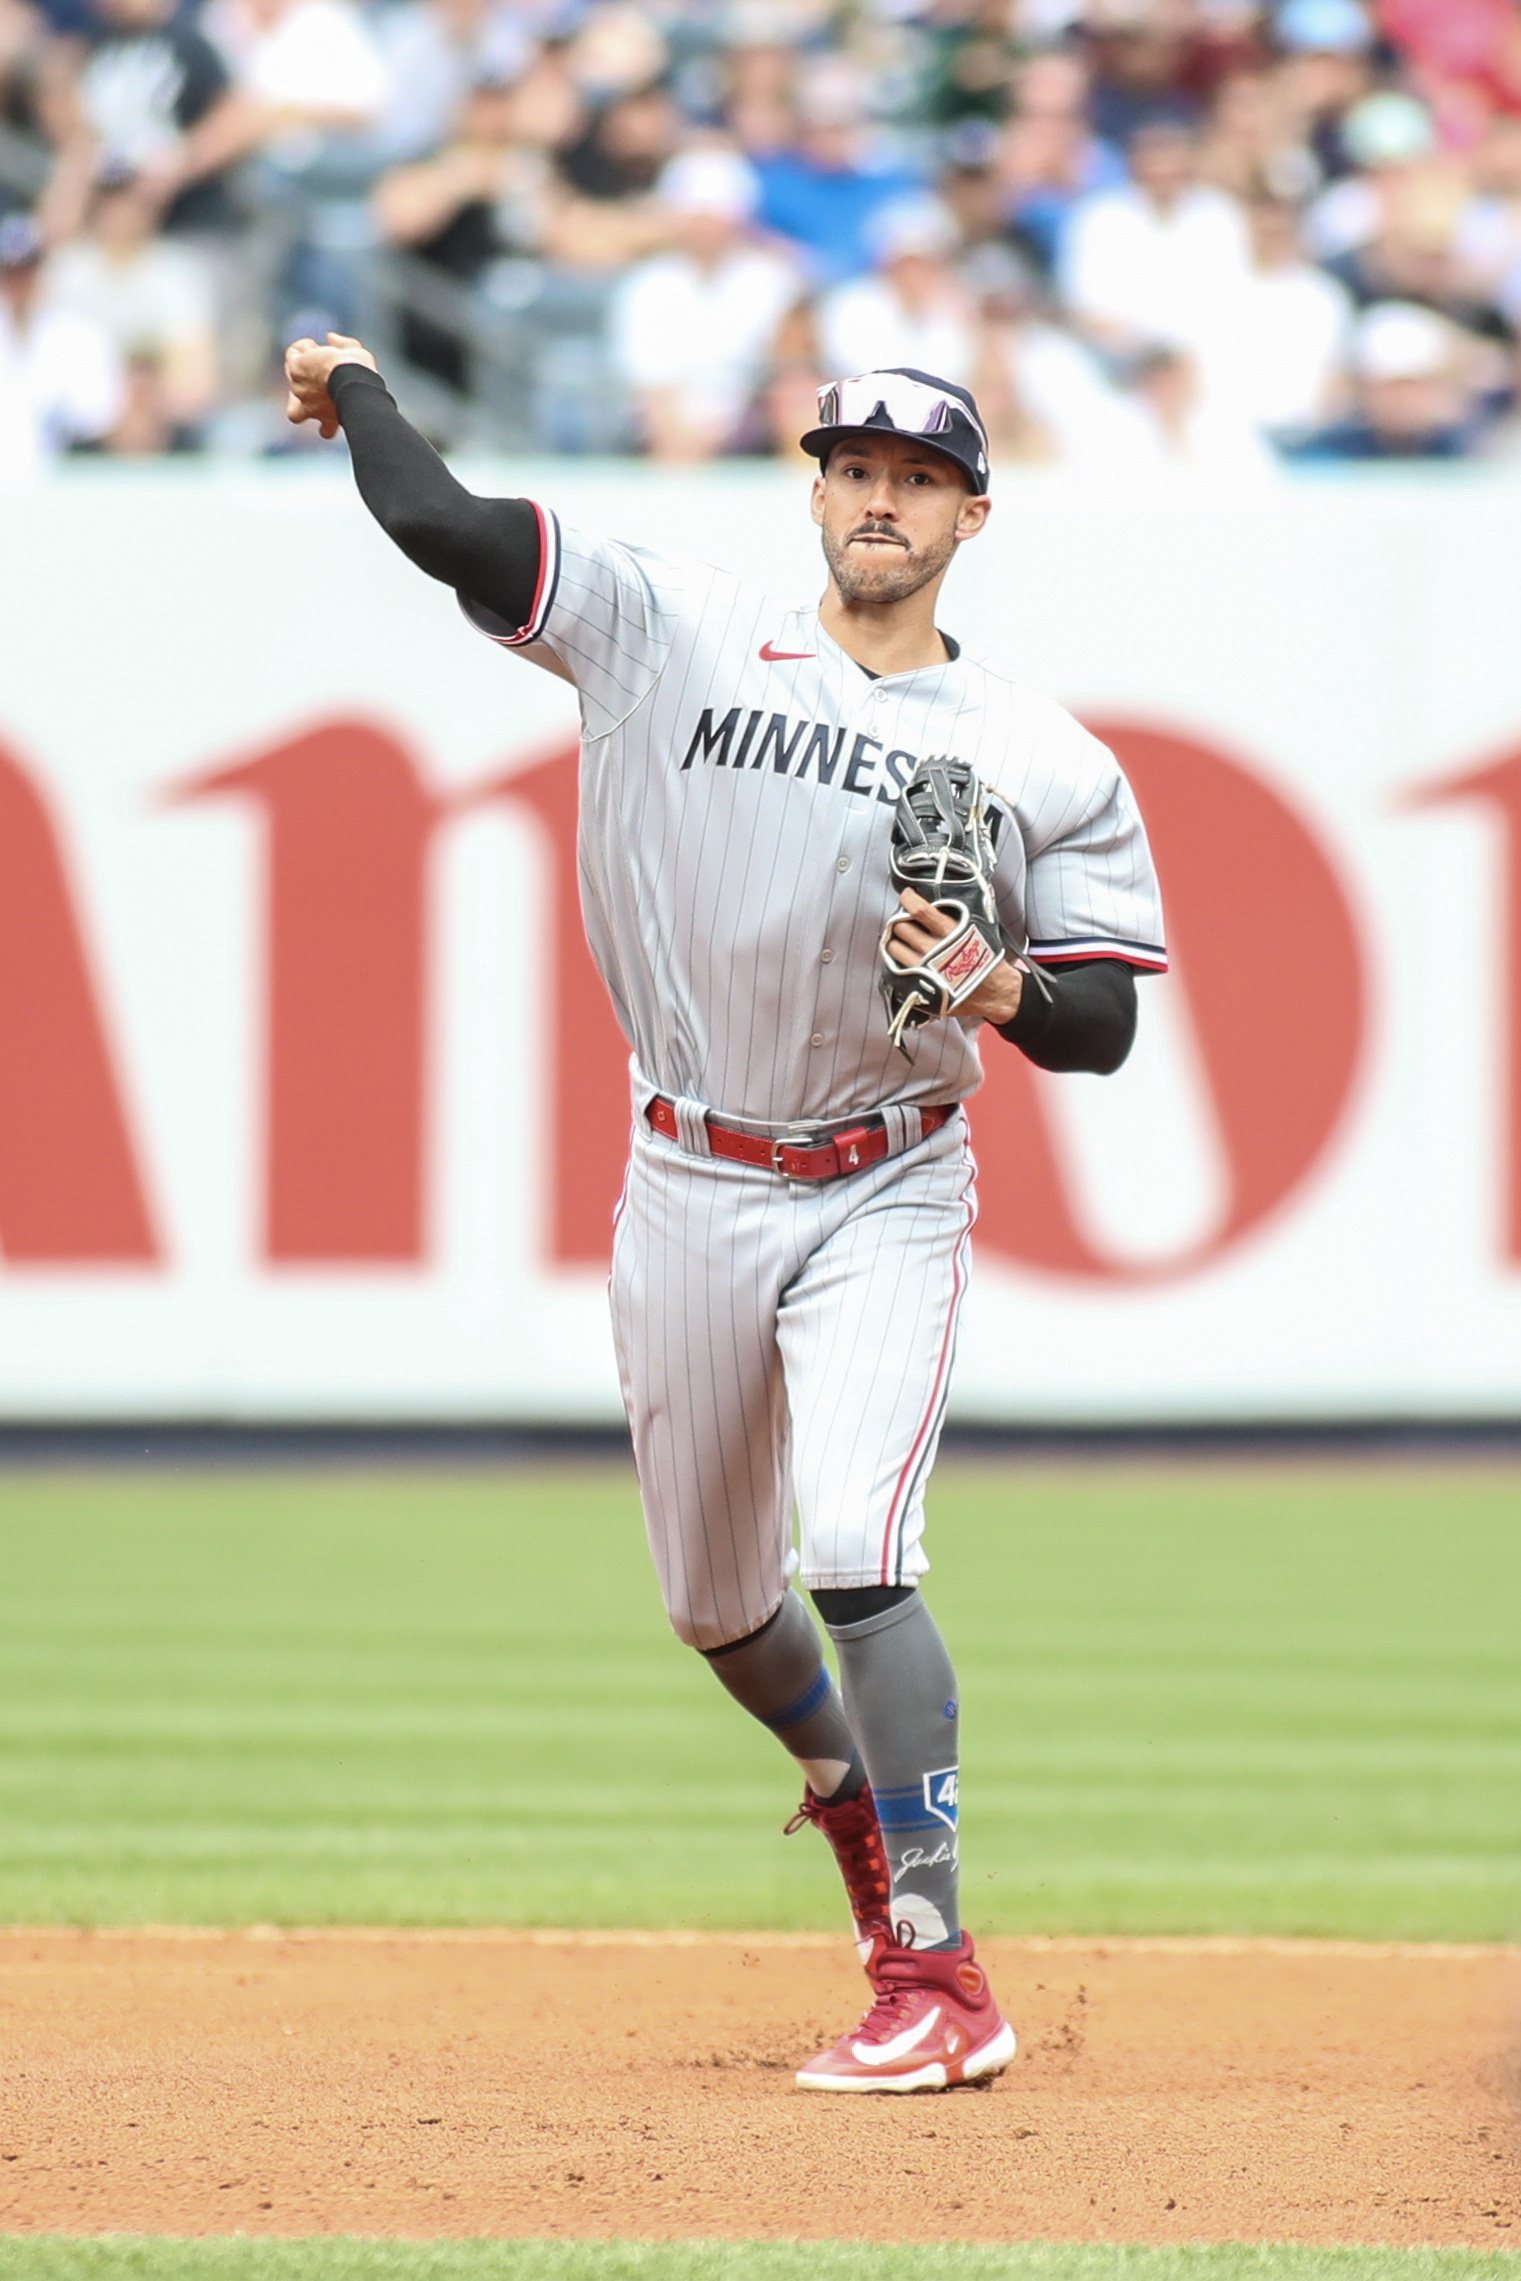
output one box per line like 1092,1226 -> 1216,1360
3,463 -> 1521,1420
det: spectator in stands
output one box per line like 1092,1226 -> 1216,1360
201,0 -> 389,155
1197,67 -> 1317,204
972,235 -> 1157,470
563,3 -> 668,110
368,0 -> 535,169
752,56 -> 919,288
995,47 -> 1125,274
550,80 -> 679,267
1081,0 -> 1203,149
0,211 -> 122,481
202,0 -> 390,352
1122,338 -> 1282,480
1272,0 -> 1375,184
496,38 -> 584,159
1288,299 -> 1479,457
1058,110 -> 1252,366
372,68 -> 556,387
609,143 -> 801,463
816,194 -> 980,388
1304,90 -> 1440,265
724,41 -> 796,163
41,0 -> 246,244
759,291 -> 824,464
558,81 -> 675,204
45,160 -> 218,445
1453,111 -> 1521,328
0,0 -> 68,155
939,149 -> 1011,262
1310,92 -> 1496,342
374,71 -> 552,271
1219,187 -> 1354,444
920,0 -> 1021,129
982,236 -> 1276,481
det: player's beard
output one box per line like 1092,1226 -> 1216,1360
822,517 -> 957,606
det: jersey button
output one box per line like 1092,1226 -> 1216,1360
820,948 -> 835,963
835,856 -> 850,873
810,1033 -> 825,1047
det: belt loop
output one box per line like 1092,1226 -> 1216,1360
880,1104 -> 921,1155
673,1096 -> 713,1157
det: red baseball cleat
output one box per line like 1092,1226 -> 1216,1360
795,1932 -> 1016,2093
785,1784 -> 893,1957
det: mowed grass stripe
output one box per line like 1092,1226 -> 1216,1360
1,2239 -> 1519,2281
0,1465 -> 1515,1938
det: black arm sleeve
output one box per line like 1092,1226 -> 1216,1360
995,957 -> 1140,1074
328,363 -> 542,630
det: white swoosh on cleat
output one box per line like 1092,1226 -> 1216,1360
850,2005 -> 942,2067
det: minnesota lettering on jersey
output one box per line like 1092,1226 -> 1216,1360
680,706 -> 951,807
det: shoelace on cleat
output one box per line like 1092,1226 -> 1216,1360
784,1790 -> 893,1930
848,1936 -> 938,2044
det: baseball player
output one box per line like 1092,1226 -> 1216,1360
285,335 -> 1166,2092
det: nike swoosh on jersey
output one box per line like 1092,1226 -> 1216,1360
759,641 -> 815,661
850,2004 -> 943,2066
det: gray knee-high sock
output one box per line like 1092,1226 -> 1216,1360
822,1591 -> 961,1950
703,1591 -> 865,1802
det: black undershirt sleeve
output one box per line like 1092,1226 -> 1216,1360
996,957 -> 1140,1075
328,362 -> 542,630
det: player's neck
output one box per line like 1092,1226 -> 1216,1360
818,583 -> 951,678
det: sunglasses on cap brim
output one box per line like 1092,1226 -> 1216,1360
815,374 -> 989,459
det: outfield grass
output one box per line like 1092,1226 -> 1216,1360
0,1463 -> 1515,1938
0,2240 -> 1519,2281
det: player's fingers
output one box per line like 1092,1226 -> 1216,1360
886,924 -> 936,967
898,890 -> 955,938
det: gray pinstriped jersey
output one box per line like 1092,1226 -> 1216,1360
465,510 -> 1167,1129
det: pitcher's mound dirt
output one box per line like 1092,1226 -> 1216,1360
0,1930 -> 1516,2246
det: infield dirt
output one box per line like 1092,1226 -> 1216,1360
0,1931 -> 1516,2248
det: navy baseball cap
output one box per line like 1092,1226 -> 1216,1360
801,368 -> 991,495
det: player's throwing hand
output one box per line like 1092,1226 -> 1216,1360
886,890 -> 1024,1028
285,333 -> 378,439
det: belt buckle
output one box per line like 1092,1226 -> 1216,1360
769,1117 -> 883,1179
771,1123 -> 824,1176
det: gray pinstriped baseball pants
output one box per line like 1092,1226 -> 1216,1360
609,1110 -> 976,1651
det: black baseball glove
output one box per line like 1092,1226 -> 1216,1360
880,757 -> 1011,1053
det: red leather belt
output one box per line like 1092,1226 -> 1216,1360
645,1096 -> 953,1181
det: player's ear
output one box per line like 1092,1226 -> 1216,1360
955,494 -> 991,543
809,472 -> 827,528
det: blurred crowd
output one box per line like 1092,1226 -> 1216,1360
7,0 -> 1521,470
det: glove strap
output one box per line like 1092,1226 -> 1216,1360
880,900 -> 1006,1051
